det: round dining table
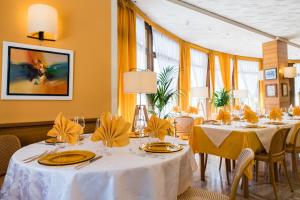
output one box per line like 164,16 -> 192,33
0,135 -> 197,200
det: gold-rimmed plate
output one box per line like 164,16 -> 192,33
129,132 -> 149,138
265,122 -> 286,126
38,150 -> 95,166
141,142 -> 183,153
45,136 -> 84,144
243,124 -> 267,129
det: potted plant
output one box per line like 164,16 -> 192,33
147,66 -> 179,119
213,89 -> 231,109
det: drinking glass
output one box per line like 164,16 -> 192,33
95,118 -> 101,129
77,116 -> 85,129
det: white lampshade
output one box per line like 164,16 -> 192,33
258,70 -> 264,80
123,71 -> 157,94
28,4 -> 58,40
284,67 -> 296,78
233,89 -> 248,98
191,87 -> 209,98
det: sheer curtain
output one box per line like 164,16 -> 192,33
237,60 -> 259,110
294,64 -> 300,106
153,28 -> 180,115
190,49 -> 208,106
214,55 -> 223,92
136,16 -> 147,105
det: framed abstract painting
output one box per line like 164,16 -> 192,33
1,41 -> 73,100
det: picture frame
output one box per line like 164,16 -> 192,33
1,41 -> 73,100
265,84 -> 278,97
264,68 -> 277,80
281,83 -> 288,97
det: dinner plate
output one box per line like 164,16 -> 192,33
38,150 -> 95,166
141,142 -> 183,153
45,136 -> 84,144
243,124 -> 267,129
129,132 -> 149,138
265,122 -> 286,125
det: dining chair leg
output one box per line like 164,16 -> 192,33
200,153 -> 205,181
269,162 -> 279,200
291,152 -> 300,182
281,159 -> 294,192
225,159 -> 231,185
232,160 -> 236,170
274,162 -> 279,182
219,157 -> 222,171
242,175 -> 249,198
255,160 -> 259,182
204,154 -> 208,171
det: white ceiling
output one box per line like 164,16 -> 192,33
133,0 -> 300,59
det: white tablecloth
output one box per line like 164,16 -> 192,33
199,119 -> 298,152
0,135 -> 197,200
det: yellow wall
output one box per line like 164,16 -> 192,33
0,0 -> 111,123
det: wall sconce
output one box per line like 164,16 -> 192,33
27,4 -> 58,41
284,67 -> 296,78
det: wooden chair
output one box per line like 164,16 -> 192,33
285,127 -> 300,183
174,116 -> 194,140
178,148 -> 255,200
0,135 -> 21,188
254,128 -> 293,200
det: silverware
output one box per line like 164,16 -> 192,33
24,148 -> 59,163
75,155 -> 102,170
22,150 -> 48,162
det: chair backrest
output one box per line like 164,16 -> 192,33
0,135 -> 21,176
229,148 -> 254,200
269,128 -> 290,155
174,116 -> 194,134
293,127 -> 300,147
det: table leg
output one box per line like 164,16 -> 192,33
199,153 -> 205,181
243,175 -> 249,198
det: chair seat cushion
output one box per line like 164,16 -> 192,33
178,188 -> 229,200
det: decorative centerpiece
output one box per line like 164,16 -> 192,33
216,109 -> 231,125
213,89 -> 231,110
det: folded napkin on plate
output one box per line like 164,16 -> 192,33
293,106 -> 300,116
47,112 -> 83,144
269,108 -> 282,121
243,105 -> 252,111
244,108 -> 259,124
216,109 -> 231,124
144,115 -> 173,141
234,104 -> 241,111
185,106 -> 199,114
91,112 -> 131,147
172,106 -> 181,113
194,117 -> 204,125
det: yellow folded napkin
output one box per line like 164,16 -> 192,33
216,109 -> 231,124
194,117 -> 204,125
244,108 -> 259,124
47,112 -> 83,145
172,106 -> 181,113
144,115 -> 173,141
234,104 -> 241,111
269,108 -> 282,121
186,106 -> 198,114
243,105 -> 251,111
293,106 -> 300,116
91,112 -> 131,147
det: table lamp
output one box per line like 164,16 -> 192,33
233,89 -> 248,105
123,71 -> 157,132
190,87 -> 209,119
284,66 -> 296,78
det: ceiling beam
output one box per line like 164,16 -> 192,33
166,0 -> 300,49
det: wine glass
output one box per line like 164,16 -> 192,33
76,116 -> 85,129
95,118 -> 101,129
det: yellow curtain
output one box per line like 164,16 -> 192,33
233,56 -> 238,90
179,41 -> 191,111
208,51 -> 215,95
117,0 -> 136,122
258,59 -> 264,111
218,53 -> 231,91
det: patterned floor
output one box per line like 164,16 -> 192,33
192,155 -> 300,200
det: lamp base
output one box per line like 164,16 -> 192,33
132,105 -> 149,132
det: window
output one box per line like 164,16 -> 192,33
237,60 -> 259,110
190,49 -> 208,106
294,64 -> 300,105
136,16 -> 147,105
152,28 -> 180,115
214,55 -> 223,92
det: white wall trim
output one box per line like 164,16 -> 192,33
111,0 -> 118,114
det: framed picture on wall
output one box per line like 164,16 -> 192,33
1,41 -> 74,100
265,84 -> 278,97
264,68 -> 277,80
281,83 -> 288,97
